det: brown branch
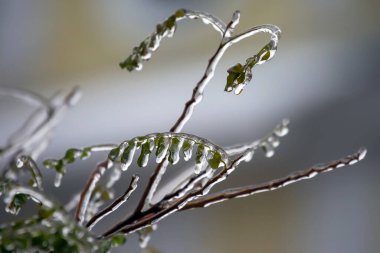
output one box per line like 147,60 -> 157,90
100,153 -> 248,238
182,148 -> 367,210
86,175 -> 139,230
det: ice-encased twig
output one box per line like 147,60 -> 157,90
182,148 -> 367,210
152,119 -> 289,205
15,155 -> 43,190
0,86 -> 81,161
225,119 -> 290,158
100,153 -> 248,237
75,159 -> 112,224
44,143 -> 117,188
5,185 -> 68,222
86,175 -> 139,230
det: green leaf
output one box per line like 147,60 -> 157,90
120,55 -> 140,71
64,149 -> 77,163
182,139 -> 192,154
121,141 -> 135,164
164,15 -> 177,29
38,208 -> 55,219
168,137 -> 180,164
156,24 -> 165,35
155,135 -> 166,156
257,44 -> 271,62
8,193 -> 29,215
111,234 -> 127,247
225,63 -> 243,91
108,147 -> 120,162
80,148 -> 91,160
175,8 -> 186,18
195,144 -> 205,164
55,160 -> 65,174
208,152 -> 222,169
137,141 -> 151,167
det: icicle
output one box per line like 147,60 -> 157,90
261,141 -> 275,158
120,141 -> 137,171
138,224 -> 157,249
168,137 -> 184,165
54,173 -> 63,187
156,136 -> 170,163
274,119 -> 290,137
182,139 -> 195,161
195,145 -> 209,174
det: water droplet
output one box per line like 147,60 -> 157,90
140,154 -> 150,167
194,160 -> 207,174
234,83 -> 245,95
274,119 -> 290,136
261,142 -> 275,158
358,148 -> 367,161
54,173 -> 63,187
268,135 -> 280,147
225,86 -> 233,92
349,159 -> 358,165
15,157 -> 24,168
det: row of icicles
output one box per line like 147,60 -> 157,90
44,133 -> 230,188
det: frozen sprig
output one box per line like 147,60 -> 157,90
225,41 -> 277,94
108,133 -> 229,173
119,9 -> 227,72
43,144 -> 117,187
0,7 -> 367,253
119,9 -> 280,96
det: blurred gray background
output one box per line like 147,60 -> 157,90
0,1 -> 379,253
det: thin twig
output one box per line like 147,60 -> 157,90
15,155 -> 44,190
182,148 -> 367,210
225,119 -> 289,156
75,159 -> 111,224
0,87 -> 81,161
6,185 -> 68,222
101,154 -> 247,237
86,175 -> 139,230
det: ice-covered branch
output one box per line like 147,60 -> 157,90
86,175 -> 139,230
182,148 -> 367,210
133,10 -> 281,217
0,86 -> 81,161
15,155 -> 43,190
119,9 -> 226,71
101,153 -> 248,237
75,159 -> 112,224
44,144 -> 117,187
225,119 -> 289,157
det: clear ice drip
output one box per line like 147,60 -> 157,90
120,141 -> 137,171
183,140 -> 195,161
156,137 -> 170,163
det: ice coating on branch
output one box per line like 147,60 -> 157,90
225,40 -> 279,95
106,133 -> 229,174
120,141 -> 137,171
119,9 -> 227,72
225,119 -> 290,159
